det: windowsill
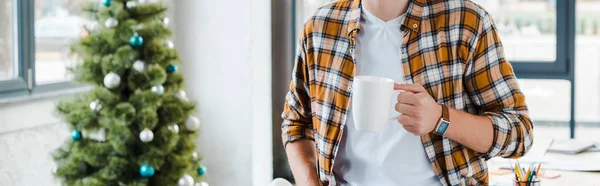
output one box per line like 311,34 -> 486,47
0,86 -> 92,106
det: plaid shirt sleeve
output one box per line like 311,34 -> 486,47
464,12 -> 534,159
281,31 -> 315,147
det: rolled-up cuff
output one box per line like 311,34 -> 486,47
483,112 -> 512,160
282,122 -> 315,148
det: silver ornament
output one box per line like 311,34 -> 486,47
168,124 -> 180,134
126,1 -> 137,8
87,21 -> 99,32
103,72 -> 121,89
90,99 -> 103,111
104,18 -> 119,28
133,24 -> 144,31
133,60 -> 146,72
178,174 -> 194,186
163,17 -> 170,26
139,128 -> 154,143
175,90 -> 188,101
192,152 -> 199,160
85,128 -> 107,142
165,40 -> 174,49
185,116 -> 200,131
151,85 -> 165,95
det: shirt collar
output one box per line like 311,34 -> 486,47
347,0 -> 425,37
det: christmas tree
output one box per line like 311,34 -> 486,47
52,0 -> 207,185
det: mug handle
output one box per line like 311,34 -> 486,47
388,89 -> 404,122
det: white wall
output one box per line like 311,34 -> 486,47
0,98 -> 68,186
173,0 -> 273,186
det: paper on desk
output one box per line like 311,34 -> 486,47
488,137 -> 553,167
492,157 -> 600,171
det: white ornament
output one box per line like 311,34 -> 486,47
52,166 -> 57,174
133,60 -> 146,72
139,129 -> 154,143
151,85 -> 165,95
175,90 -> 188,101
104,18 -> 119,28
194,182 -> 209,186
165,40 -> 174,49
163,18 -> 170,26
90,99 -> 103,111
178,174 -> 194,186
192,152 -> 199,160
126,1 -> 137,8
84,128 -> 107,142
87,21 -> 99,31
103,72 -> 121,89
168,124 -> 180,134
185,116 -> 201,131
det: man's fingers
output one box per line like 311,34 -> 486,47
395,103 -> 417,116
394,83 -> 426,93
397,114 -> 415,126
397,91 -> 418,105
401,125 -> 419,136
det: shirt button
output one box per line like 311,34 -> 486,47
413,24 -> 418,28
347,86 -> 352,91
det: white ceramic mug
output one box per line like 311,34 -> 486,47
351,76 -> 401,132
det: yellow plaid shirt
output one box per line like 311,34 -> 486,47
281,0 -> 534,185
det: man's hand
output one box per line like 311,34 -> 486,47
394,83 -> 442,136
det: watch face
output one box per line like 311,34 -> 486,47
436,120 -> 450,134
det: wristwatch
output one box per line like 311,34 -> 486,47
433,104 -> 450,135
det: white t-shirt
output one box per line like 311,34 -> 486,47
332,6 -> 441,186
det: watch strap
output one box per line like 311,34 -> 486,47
434,104 -> 450,135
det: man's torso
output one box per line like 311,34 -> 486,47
300,0 -> 493,185
332,5 -> 441,186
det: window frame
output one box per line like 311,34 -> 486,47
512,0 -> 572,80
0,0 -> 81,98
515,0 -> 576,138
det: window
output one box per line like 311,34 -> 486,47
472,0 -> 557,62
1,0 -> 16,81
0,0 -> 91,96
291,0 -> 584,138
34,0 -> 88,84
575,0 -> 600,139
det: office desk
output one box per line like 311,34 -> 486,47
489,151 -> 600,186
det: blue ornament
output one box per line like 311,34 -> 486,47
102,0 -> 112,7
166,64 -> 177,73
72,130 -> 82,141
140,164 -> 155,177
197,166 -> 207,176
129,35 -> 144,48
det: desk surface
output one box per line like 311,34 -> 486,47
489,150 -> 600,186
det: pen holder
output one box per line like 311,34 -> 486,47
514,179 -> 541,186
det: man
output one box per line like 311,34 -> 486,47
281,0 -> 534,185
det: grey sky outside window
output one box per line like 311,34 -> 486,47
1,0 -> 16,81
34,0 -> 88,84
